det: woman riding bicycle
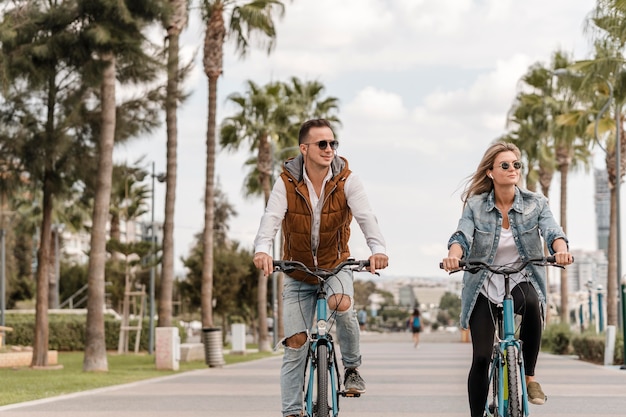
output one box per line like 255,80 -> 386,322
440,141 -> 573,417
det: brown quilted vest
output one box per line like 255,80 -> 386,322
280,155 -> 353,284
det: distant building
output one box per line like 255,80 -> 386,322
594,168 -> 610,256
566,249 -> 607,293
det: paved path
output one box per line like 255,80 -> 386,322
1,331 -> 625,416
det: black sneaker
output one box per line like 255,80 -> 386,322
344,368 -> 366,394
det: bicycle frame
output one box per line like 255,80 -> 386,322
273,259 -> 370,417
304,282 -> 342,417
487,273 -> 529,417
442,256 -> 566,417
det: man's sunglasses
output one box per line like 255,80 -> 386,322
305,140 -> 339,150
495,161 -> 523,170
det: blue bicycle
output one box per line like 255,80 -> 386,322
273,259 -> 370,417
444,256 -> 564,417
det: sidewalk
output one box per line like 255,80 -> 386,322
1,331 -> 625,416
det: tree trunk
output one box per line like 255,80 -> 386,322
201,75 -> 218,328
31,179 -> 53,367
559,160 -> 569,325
83,52 -> 116,372
158,27 -> 181,329
256,134 -> 272,351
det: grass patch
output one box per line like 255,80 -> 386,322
0,349 -> 277,407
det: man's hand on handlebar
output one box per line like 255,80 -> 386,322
253,252 -> 273,277
368,253 -> 389,275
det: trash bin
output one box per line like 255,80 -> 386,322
202,327 -> 225,367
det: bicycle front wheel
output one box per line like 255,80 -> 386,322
315,343 -> 330,417
505,345 -> 522,417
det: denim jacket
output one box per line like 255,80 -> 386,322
447,187 -> 568,329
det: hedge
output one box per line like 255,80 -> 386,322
2,313 -> 186,352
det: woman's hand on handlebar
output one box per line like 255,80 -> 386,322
442,243 -> 463,272
441,256 -> 462,272
253,252 -> 273,277
553,251 -> 574,266
368,253 -> 389,274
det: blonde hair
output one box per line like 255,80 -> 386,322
461,141 -> 521,203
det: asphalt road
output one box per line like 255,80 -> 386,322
1,331 -> 625,417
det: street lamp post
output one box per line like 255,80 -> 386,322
587,280 -> 593,327
598,285 -> 605,333
149,162 -> 156,355
147,163 -> 166,355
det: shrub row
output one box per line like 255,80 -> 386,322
3,313 -> 185,352
542,323 -> 624,365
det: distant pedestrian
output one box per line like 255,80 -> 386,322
409,308 -> 422,348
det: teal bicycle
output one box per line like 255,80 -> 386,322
443,256 -> 564,417
273,259 -> 370,417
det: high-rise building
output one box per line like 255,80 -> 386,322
594,168 -> 610,256
567,249 -> 608,293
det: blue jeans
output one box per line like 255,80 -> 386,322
280,269 -> 361,417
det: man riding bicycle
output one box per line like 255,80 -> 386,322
253,118 -> 389,417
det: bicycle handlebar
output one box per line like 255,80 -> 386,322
272,259 -> 371,279
439,255 -> 572,275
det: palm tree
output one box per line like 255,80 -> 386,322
198,0 -> 286,336
158,0 -> 190,329
580,1 -> 626,327
220,77 -> 340,347
80,0 -> 162,371
507,51 -> 593,324
220,79 -> 288,350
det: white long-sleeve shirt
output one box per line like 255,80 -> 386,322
253,168 -> 387,257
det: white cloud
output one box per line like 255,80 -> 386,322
116,0 -> 600,278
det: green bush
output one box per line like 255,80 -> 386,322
571,331 -> 625,365
3,313 -> 185,351
541,323 -> 573,354
571,333 -> 605,364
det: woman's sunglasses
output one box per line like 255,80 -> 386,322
495,161 -> 523,170
305,140 -> 339,150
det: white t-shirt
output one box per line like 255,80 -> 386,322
480,227 -> 527,304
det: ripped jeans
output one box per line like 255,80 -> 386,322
280,269 -> 361,417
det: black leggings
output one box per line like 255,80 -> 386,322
467,282 -> 542,417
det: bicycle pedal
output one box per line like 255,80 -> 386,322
340,391 -> 361,398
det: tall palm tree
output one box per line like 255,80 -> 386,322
551,57 -> 593,325
220,79 -> 288,350
220,77 -> 340,347
158,0 -> 189,329
198,0 -> 286,336
80,0 -> 162,372
507,51 -> 592,324
581,1 -> 626,327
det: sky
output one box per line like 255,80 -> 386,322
114,0 -> 602,280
